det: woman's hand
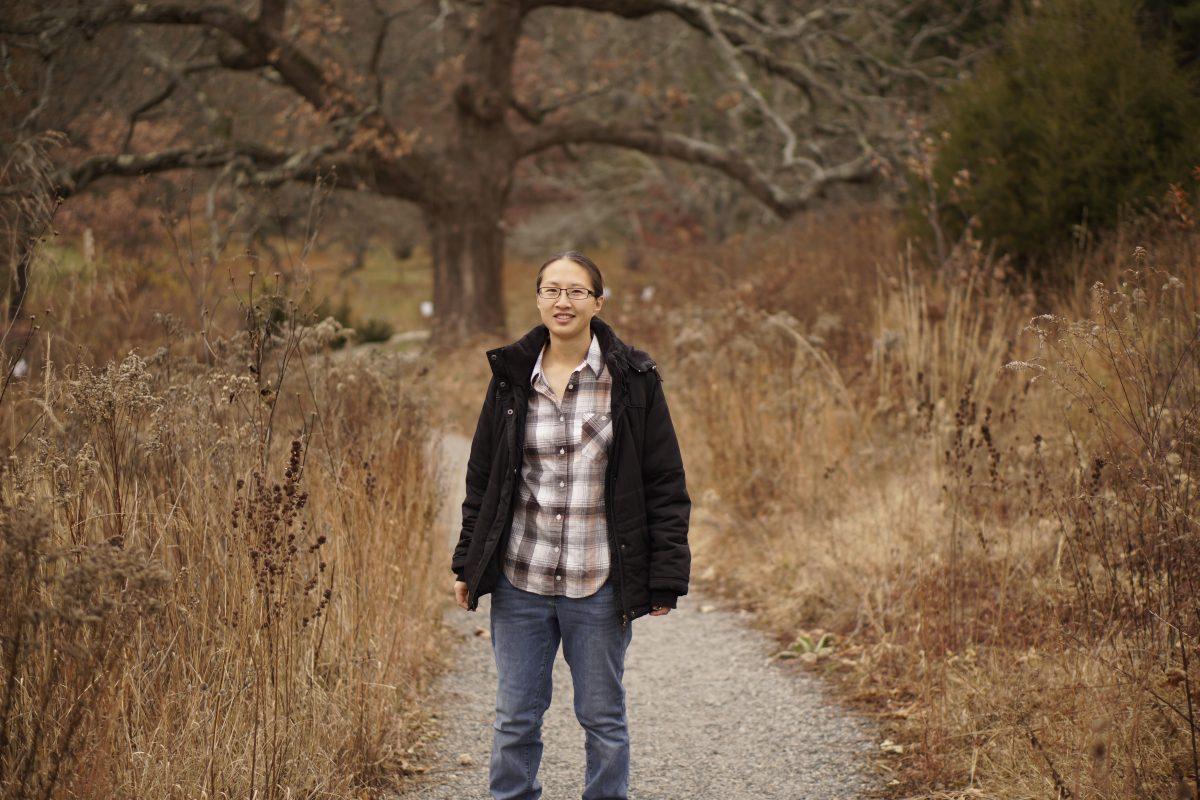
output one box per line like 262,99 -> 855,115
649,605 -> 671,616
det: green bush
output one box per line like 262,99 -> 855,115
919,0 -> 1200,278
354,317 -> 395,344
308,296 -> 394,347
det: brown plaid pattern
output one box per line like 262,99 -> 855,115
501,332 -> 615,597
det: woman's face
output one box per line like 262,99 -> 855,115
536,259 -> 603,339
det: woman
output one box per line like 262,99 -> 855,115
451,250 -> 691,800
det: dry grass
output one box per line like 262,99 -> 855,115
1,251 -> 446,797
628,199 -> 1200,799
5,189 -> 1198,799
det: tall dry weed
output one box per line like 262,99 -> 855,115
663,301 -> 861,520
1,257 -> 444,798
0,495 -> 167,800
646,199 -> 1200,797
1007,257 -> 1200,796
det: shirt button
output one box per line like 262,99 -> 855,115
554,545 -> 560,552
559,481 -> 565,487
555,513 -> 562,520
559,447 -> 565,454
568,384 -> 574,390
559,415 -> 564,421
555,575 -> 562,581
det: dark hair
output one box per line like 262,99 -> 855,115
535,250 -> 604,298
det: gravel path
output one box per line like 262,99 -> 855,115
396,431 -> 880,800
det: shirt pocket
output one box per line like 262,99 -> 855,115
580,409 -> 614,462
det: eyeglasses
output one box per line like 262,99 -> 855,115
536,286 -> 596,301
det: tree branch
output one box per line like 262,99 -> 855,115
122,78 -> 179,153
516,117 -> 876,216
510,82 -> 616,125
2,2 -> 437,196
521,0 -> 866,108
6,3 -> 382,130
695,2 -> 800,166
514,0 -> 975,211
132,33 -> 229,140
366,0 -> 405,107
0,141 -> 415,201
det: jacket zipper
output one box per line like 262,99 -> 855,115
607,366 -> 631,632
605,440 -> 628,631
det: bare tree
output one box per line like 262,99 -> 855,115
1,0 -> 980,343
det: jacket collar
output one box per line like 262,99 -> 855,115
486,315 -> 652,383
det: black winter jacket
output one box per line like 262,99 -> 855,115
451,315 -> 691,630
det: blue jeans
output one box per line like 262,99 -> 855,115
489,569 -> 634,800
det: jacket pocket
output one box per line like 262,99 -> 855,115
580,409 -> 614,461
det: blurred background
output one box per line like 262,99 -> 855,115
1,0 -> 1199,797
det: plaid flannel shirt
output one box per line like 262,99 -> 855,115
501,332 -> 615,597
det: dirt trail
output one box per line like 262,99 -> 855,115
395,430 -> 880,799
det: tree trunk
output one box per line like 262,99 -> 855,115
421,0 -> 522,347
425,204 -> 508,346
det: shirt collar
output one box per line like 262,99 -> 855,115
531,331 -> 605,386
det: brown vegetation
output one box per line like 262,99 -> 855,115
4,188 -> 1198,798
0,245 -> 445,797
608,199 -> 1200,799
